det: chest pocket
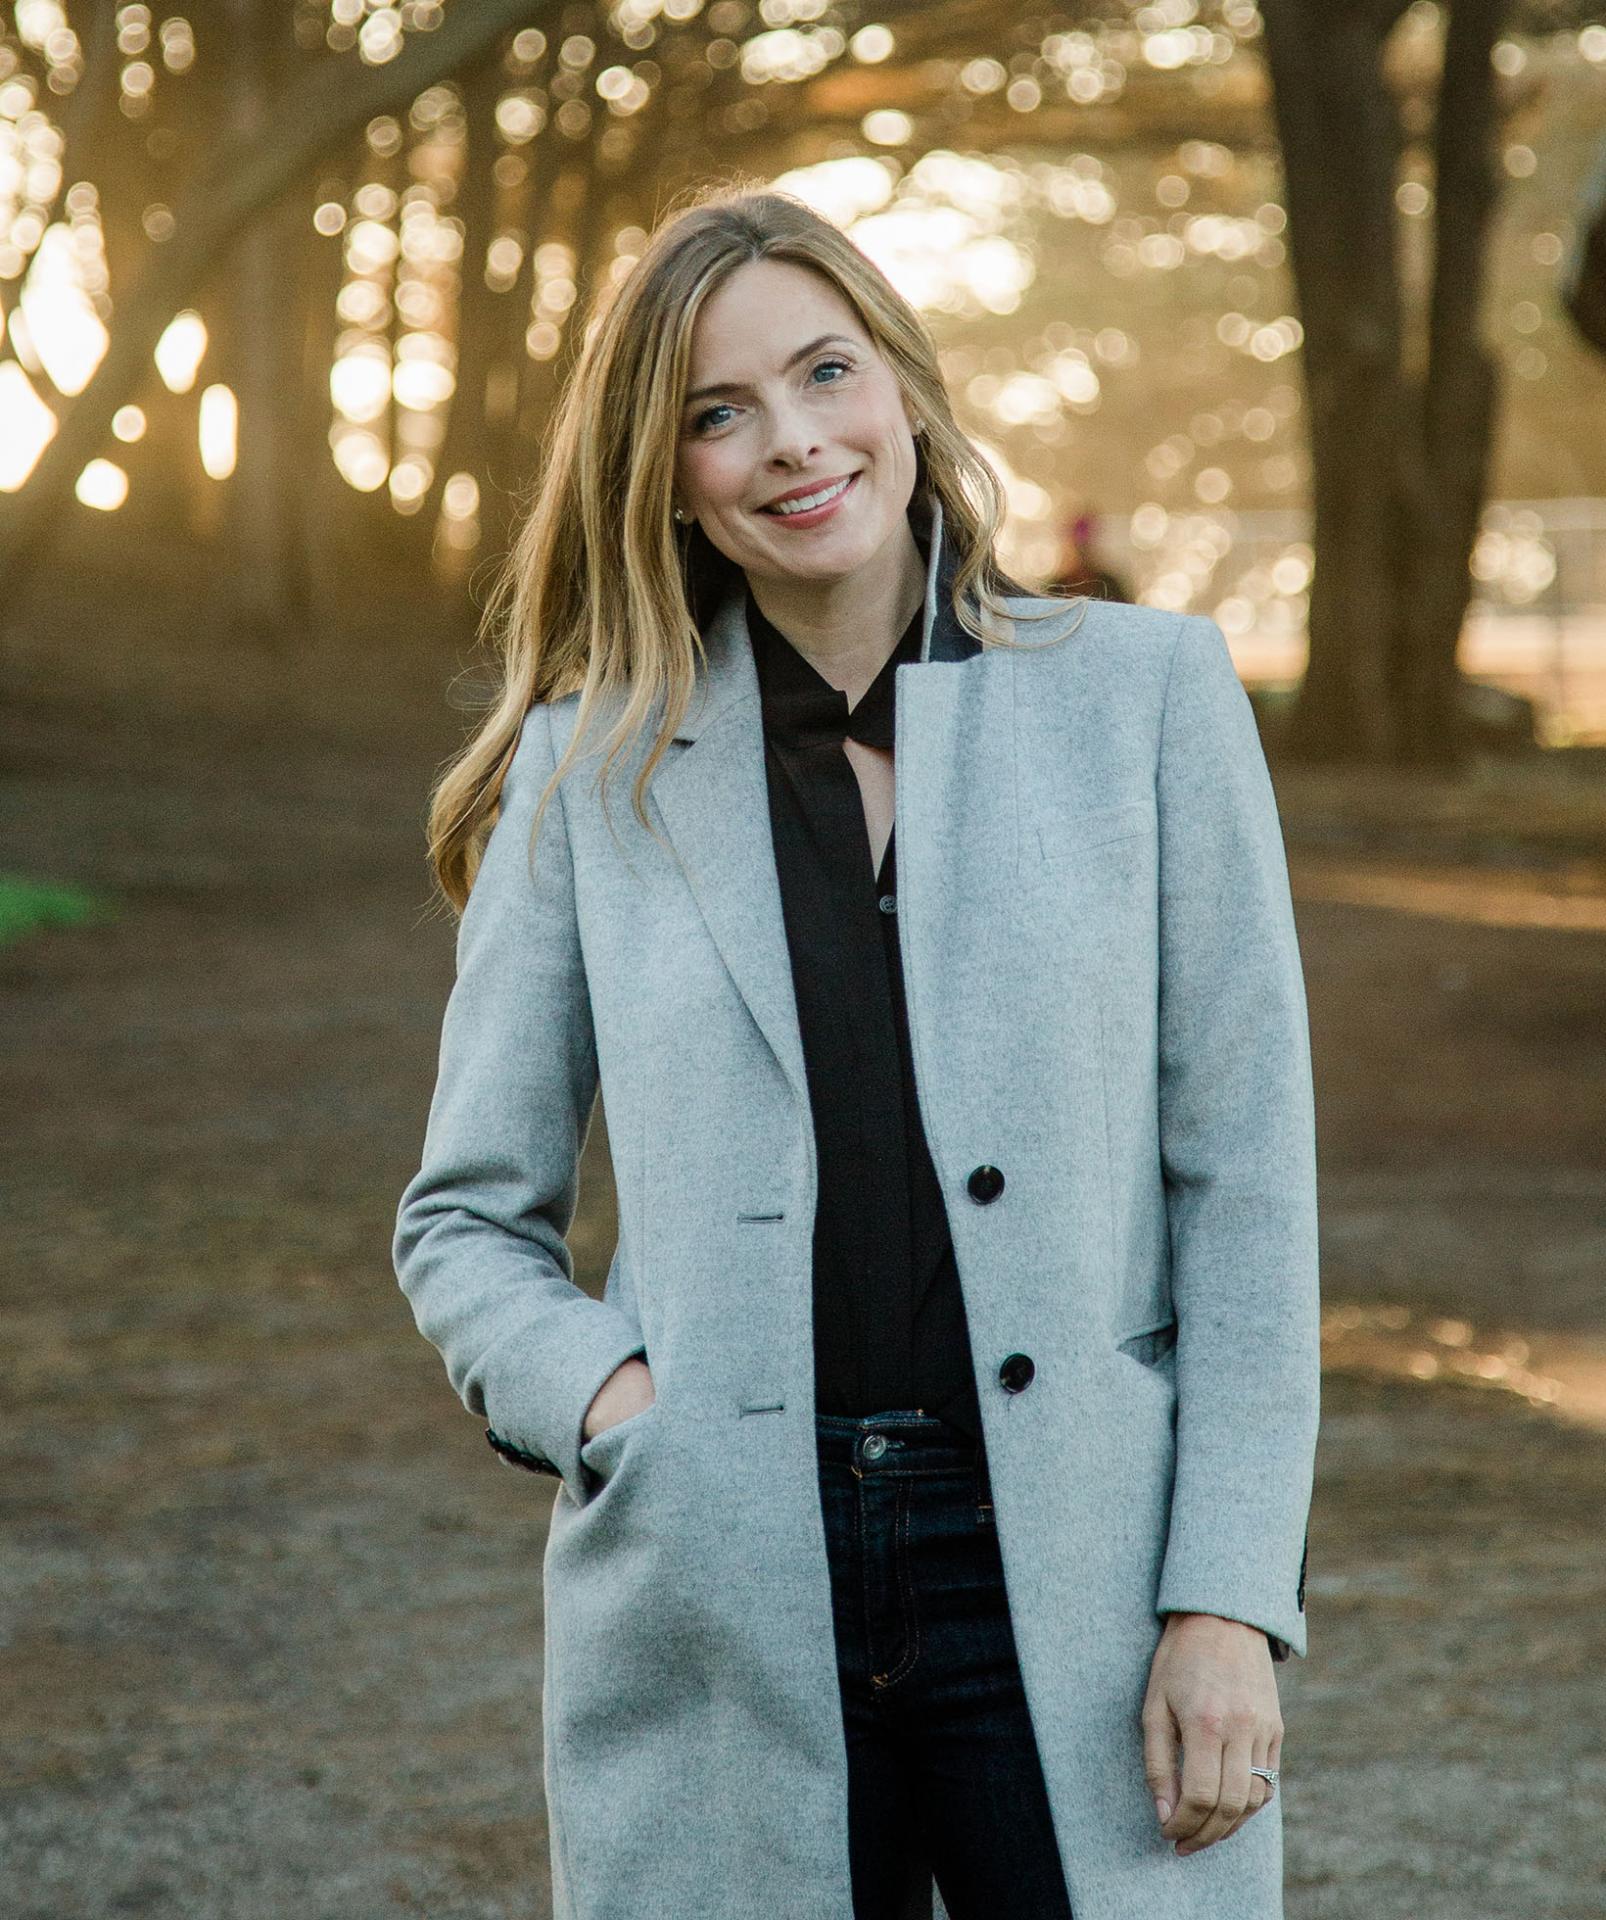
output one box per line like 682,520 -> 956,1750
1034,796 -> 1156,865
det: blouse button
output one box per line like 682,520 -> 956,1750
877,893 -> 897,914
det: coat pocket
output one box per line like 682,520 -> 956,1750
1115,1314 -> 1178,1374
1035,796 -> 1156,864
578,1399 -> 659,1495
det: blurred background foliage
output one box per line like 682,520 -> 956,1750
0,0 -> 1603,762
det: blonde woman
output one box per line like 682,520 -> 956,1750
394,183 -> 1319,1920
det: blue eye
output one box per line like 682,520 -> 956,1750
691,402 -> 733,434
688,356 -> 854,436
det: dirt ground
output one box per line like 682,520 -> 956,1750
2,587 -> 1604,1919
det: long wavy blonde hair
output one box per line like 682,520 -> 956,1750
428,176 -> 1078,915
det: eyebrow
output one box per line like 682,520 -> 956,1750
683,333 -> 859,407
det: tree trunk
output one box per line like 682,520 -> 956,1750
217,0 -> 313,642
1260,0 -> 1511,767
1395,0 -> 1509,762
424,63 -> 502,533
1262,0 -> 1412,761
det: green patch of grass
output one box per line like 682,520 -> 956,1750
0,873 -> 118,946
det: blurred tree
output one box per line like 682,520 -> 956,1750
0,0 -> 1597,750
0,0 -> 536,625
216,0 -> 312,639
1263,0 -> 1515,766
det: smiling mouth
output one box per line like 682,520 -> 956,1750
759,472 -> 860,516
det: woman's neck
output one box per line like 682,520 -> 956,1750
744,524 -> 928,702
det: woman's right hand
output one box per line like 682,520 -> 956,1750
582,1356 -> 656,1441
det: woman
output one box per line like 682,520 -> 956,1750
394,183 -> 1320,1920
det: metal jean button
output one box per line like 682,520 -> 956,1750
862,1433 -> 888,1460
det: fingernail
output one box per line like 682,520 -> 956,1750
1156,1799 -> 1172,1823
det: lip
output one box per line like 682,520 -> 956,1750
757,470 -> 860,524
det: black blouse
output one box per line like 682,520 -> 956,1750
745,568 -> 985,1444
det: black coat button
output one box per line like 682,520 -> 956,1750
998,1352 -> 1035,1393
967,1164 -> 1005,1203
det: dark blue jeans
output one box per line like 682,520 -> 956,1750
815,1410 -> 1076,1920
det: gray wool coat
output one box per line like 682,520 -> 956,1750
393,488 -> 1321,1920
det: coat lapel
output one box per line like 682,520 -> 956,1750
648,490 -> 992,1115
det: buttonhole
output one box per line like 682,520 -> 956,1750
738,1401 -> 786,1416
737,1211 -> 786,1223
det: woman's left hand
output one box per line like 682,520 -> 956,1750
1140,1611 -> 1283,1855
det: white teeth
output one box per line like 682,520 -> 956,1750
765,474 -> 854,516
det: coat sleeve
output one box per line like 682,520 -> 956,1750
1151,615 -> 1321,1657
392,701 -> 647,1509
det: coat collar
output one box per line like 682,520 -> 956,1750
647,489 -> 1005,1119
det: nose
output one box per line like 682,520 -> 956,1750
763,398 -> 822,468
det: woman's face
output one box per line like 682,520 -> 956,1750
672,257 -> 922,589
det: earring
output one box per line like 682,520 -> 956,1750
913,417 -> 926,436
673,505 -> 688,523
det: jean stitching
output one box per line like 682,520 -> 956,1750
874,1479 -> 921,1693
865,1469 -> 892,1690
853,1460 -> 879,1694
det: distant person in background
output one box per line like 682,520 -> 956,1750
1050,508 -> 1131,603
